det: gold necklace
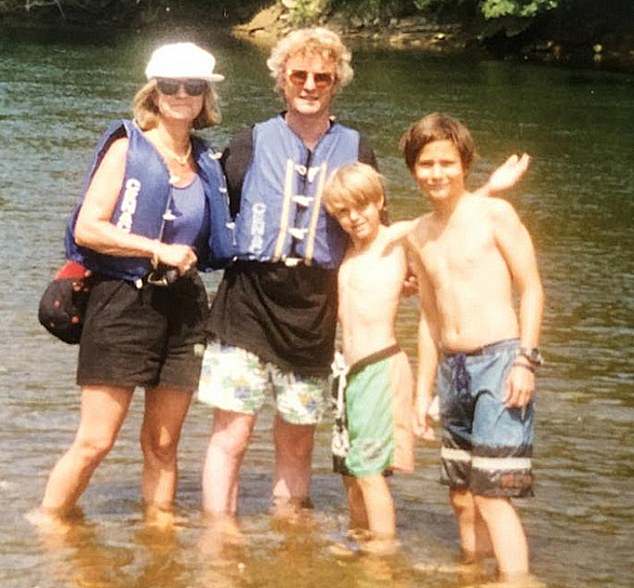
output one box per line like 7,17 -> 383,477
156,138 -> 192,166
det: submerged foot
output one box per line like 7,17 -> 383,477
330,529 -> 400,558
358,536 -> 400,557
413,553 -> 492,580
346,527 -> 372,542
414,560 -> 478,574
25,507 -> 73,535
144,504 -> 185,531
199,513 -> 246,563
270,497 -> 318,534
328,540 -> 361,559
467,573 -> 545,588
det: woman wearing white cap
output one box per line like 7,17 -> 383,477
30,42 -> 232,528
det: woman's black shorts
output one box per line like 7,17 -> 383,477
77,272 -> 209,391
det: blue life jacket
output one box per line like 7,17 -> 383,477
233,115 -> 359,269
65,119 -> 234,281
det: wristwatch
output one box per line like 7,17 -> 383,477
519,347 -> 544,367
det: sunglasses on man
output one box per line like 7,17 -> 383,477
286,69 -> 336,89
156,78 -> 209,97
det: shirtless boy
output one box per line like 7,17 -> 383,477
403,113 -> 544,580
323,162 -> 417,554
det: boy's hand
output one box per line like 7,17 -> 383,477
413,396 -> 438,441
486,153 -> 531,195
504,362 -> 535,409
401,273 -> 418,297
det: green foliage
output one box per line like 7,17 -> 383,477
284,0 -> 318,25
5,0 -> 265,23
329,0 -> 409,20
413,0 -> 560,18
283,0 -> 335,25
413,0 -> 458,11
480,0 -> 559,18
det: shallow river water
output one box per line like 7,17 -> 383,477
0,26 -> 632,588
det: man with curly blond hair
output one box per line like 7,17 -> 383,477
198,27 -> 378,520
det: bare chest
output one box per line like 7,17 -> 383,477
339,248 -> 405,298
421,217 -> 497,283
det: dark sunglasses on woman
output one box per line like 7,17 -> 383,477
156,78 -> 209,97
286,69 -> 335,89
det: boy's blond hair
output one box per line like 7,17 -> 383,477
323,162 -> 385,214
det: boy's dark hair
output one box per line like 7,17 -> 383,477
399,113 -> 475,174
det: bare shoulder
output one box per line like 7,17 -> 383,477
483,195 -> 518,216
406,213 -> 433,248
84,137 -> 129,200
103,137 -> 129,162
483,196 -> 523,230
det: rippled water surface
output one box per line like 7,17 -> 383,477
0,27 -> 632,588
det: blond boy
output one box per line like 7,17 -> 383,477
323,162 -> 417,553
403,113 -> 544,580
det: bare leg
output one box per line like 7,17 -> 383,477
357,474 -> 395,540
343,475 -> 369,532
140,387 -> 193,521
328,476 -> 371,558
329,476 -> 368,558
272,415 -> 315,511
202,409 -> 256,515
34,386 -> 133,521
474,495 -> 529,579
450,488 -> 493,561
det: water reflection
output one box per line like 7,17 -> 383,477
2,25 -> 633,588
34,517 -> 134,588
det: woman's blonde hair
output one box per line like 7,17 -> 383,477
323,162 -> 385,214
266,27 -> 354,94
132,79 -> 222,131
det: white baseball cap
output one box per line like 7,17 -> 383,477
145,42 -> 225,82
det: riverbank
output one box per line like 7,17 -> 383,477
2,1 -> 633,73
233,3 -> 634,73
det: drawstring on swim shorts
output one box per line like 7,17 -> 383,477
452,353 -> 471,394
330,352 -> 350,459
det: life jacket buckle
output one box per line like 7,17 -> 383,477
307,166 -> 321,183
289,228 -> 307,240
293,195 -> 313,207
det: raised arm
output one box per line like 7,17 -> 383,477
473,153 -> 531,198
492,199 -> 544,408
75,138 -> 196,274
383,218 -> 419,246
